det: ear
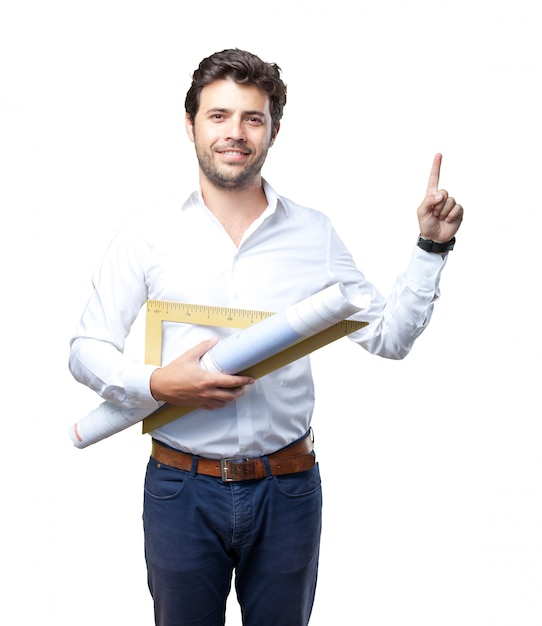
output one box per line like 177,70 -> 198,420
185,113 -> 195,142
269,122 -> 280,147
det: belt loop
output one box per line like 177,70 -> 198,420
262,455 -> 273,479
188,455 -> 199,479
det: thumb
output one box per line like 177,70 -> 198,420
187,337 -> 219,360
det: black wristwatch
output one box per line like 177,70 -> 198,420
417,235 -> 456,254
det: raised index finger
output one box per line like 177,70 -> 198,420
426,153 -> 442,195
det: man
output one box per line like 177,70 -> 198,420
69,48 -> 463,625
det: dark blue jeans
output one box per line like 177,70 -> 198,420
143,451 -> 322,626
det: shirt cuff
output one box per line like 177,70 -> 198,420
124,362 -> 162,409
405,245 -> 448,292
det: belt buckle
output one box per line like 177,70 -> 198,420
220,457 -> 255,482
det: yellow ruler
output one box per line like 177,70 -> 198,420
142,300 -> 368,433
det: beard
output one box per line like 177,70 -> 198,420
194,139 -> 270,191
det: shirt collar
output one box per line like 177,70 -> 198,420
262,179 -> 288,216
181,179 -> 288,217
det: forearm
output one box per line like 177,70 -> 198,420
350,246 -> 447,359
69,336 -> 161,409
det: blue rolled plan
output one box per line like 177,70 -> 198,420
200,283 -> 364,374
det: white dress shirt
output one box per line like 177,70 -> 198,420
69,180 -> 448,458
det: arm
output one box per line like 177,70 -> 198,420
69,219 -> 254,412
342,154 -> 464,358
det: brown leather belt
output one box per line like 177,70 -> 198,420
151,432 -> 315,482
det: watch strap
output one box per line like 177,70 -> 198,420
417,235 -> 456,253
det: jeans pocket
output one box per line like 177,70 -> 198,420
144,458 -> 189,500
273,462 -> 321,498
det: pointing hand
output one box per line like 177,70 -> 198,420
417,153 -> 464,243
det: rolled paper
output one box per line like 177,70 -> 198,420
200,283 -> 364,373
69,403 -> 151,449
70,282 -> 365,449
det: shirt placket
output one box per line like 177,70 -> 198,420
228,250 -> 254,455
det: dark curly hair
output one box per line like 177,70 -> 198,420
185,49 -> 287,136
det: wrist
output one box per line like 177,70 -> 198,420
150,367 -> 167,402
417,235 -> 456,254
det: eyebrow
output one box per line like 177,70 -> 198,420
205,107 -> 266,117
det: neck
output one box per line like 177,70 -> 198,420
199,174 -> 268,246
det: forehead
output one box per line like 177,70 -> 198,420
198,78 -> 271,116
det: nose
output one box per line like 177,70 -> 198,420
225,116 -> 245,142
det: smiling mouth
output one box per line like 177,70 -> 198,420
215,143 -> 252,157
218,150 -> 250,156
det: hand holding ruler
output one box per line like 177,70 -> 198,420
142,299 -> 368,433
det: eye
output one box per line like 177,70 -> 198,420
247,117 -> 264,125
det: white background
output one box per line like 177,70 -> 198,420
1,1 -> 540,624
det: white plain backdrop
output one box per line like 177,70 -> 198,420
1,1 -> 540,624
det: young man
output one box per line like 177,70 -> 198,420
69,48 -> 463,625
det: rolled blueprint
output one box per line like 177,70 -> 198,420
200,282 -> 363,373
69,403 -> 151,449
69,282 -> 365,449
